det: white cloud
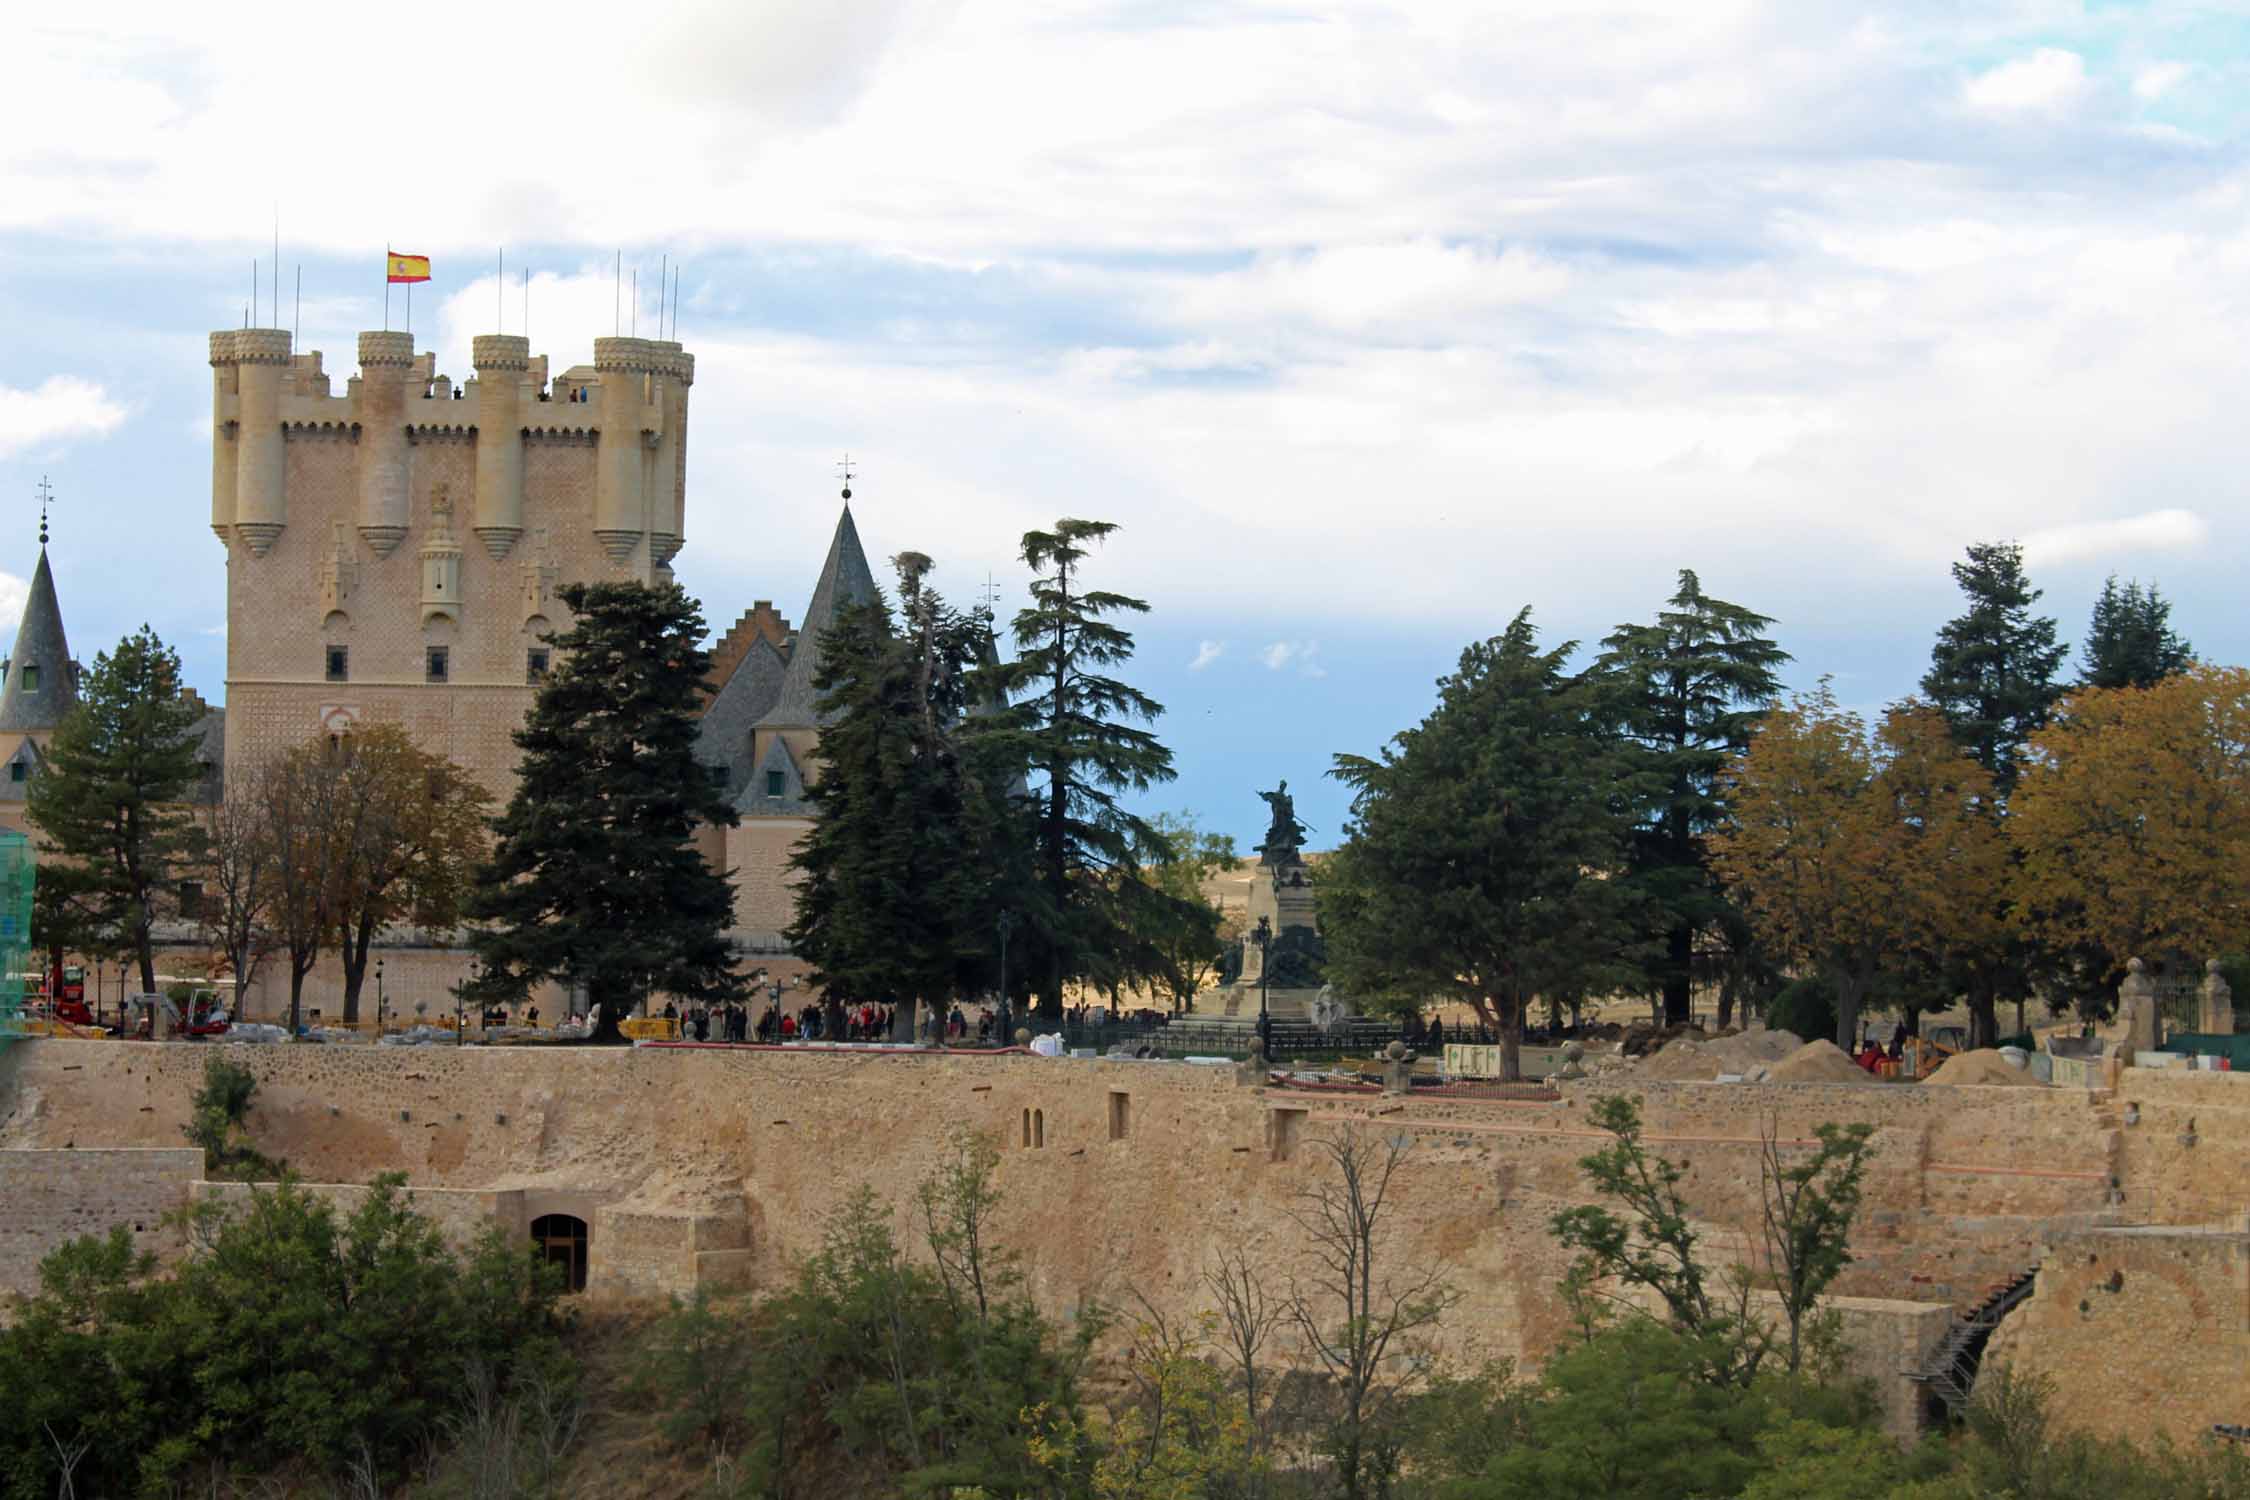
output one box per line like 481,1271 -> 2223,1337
1259,640 -> 1325,678
2021,510 -> 2210,568
0,376 -> 125,458
1963,49 -> 2088,115
0,572 -> 25,631
2132,62 -> 2191,101
1188,640 -> 1225,671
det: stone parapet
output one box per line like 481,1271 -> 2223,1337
355,330 -> 417,368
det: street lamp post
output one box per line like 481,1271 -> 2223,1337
375,959 -> 386,1034
770,977 -> 786,1042
1254,915 -> 1273,1056
996,910 -> 1015,1047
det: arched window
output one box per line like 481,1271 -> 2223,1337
1033,1109 -> 1044,1149
1022,1108 -> 1031,1149
531,1213 -> 589,1293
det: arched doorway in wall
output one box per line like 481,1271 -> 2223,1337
531,1213 -> 589,1293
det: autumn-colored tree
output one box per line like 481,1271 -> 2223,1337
322,724 -> 491,1022
1876,704 -> 2012,1046
198,761 -> 281,1004
1712,691 -> 2004,1048
2011,664 -> 2250,975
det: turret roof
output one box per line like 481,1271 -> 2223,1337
0,549 -> 77,733
755,505 -> 879,731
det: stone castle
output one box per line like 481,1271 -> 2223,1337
2,324 -> 878,1012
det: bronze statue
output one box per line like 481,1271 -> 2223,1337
1257,780 -> 1310,861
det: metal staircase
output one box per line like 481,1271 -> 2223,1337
1909,1267 -> 2040,1420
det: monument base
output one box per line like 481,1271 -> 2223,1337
1202,986 -> 1326,1025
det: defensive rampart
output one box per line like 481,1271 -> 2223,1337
0,1039 -> 2173,1436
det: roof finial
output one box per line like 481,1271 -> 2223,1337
35,476 -> 52,547
836,453 -> 855,505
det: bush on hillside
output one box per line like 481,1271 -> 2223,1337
0,1176 -> 564,1498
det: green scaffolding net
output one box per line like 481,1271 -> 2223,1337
0,831 -> 31,1052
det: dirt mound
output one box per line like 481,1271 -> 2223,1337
1926,1048 -> 2043,1087
1637,1027 -> 1803,1082
1762,1039 -> 1874,1084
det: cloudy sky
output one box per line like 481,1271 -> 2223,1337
2,1 -> 2244,848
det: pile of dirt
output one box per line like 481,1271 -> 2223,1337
1637,1027 -> 1803,1082
1925,1048 -> 2043,1087
1761,1039 -> 1875,1084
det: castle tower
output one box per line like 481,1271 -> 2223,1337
0,536 -> 80,834
212,323 -> 694,800
719,502 -> 878,944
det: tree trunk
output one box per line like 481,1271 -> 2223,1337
1716,982 -> 1736,1031
1833,972 -> 1867,1052
1662,922 -> 1694,1025
1965,981 -> 1998,1050
339,913 -> 374,1024
589,979 -> 626,1045
1498,997 -> 1523,1083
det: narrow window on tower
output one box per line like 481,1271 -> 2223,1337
325,645 -> 349,683
526,647 -> 550,684
20,665 -> 37,692
425,646 -> 449,683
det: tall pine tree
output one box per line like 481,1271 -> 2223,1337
1920,541 -> 2067,798
985,518 -> 1175,1022
27,626 -> 206,995
2081,576 -> 2193,689
1596,570 -> 1788,1026
1324,610 -> 1648,1082
467,582 -> 743,1042
788,554 -> 1018,1037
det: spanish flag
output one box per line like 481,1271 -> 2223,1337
386,252 -> 432,285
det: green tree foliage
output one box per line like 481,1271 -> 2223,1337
1759,1117 -> 1876,1376
0,1178 -> 561,1497
26,625 -> 206,994
2081,576 -> 2194,691
1766,978 -> 1837,1044
1598,570 -> 1790,1025
468,582 -> 744,1042
1136,812 -> 1236,1013
1550,1094 -> 1772,1388
1323,610 -> 1647,1081
986,518 -> 1177,1021
788,556 -> 1019,1036
629,1133 -> 1101,1495
1920,542 -> 2068,798
1456,1321 -> 1776,1500
181,1054 -> 281,1182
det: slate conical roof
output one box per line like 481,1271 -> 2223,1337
755,505 -> 879,730
0,549 -> 77,733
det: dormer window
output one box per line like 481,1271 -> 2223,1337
8,761 -> 23,784
766,770 -> 785,798
20,665 -> 37,692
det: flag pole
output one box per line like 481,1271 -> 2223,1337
384,243 -> 391,332
497,246 -> 504,333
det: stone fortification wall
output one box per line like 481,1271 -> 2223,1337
3,1044 -> 2123,1338
1983,1222 -> 2250,1445
0,1147 -> 203,1299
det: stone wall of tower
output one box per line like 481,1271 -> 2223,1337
210,329 -> 693,802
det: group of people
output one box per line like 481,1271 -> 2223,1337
658,999 -> 1011,1044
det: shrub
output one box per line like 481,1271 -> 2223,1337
1767,979 -> 1836,1044
0,1176 -> 563,1497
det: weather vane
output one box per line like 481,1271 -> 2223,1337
836,454 -> 856,504
35,476 -> 52,547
